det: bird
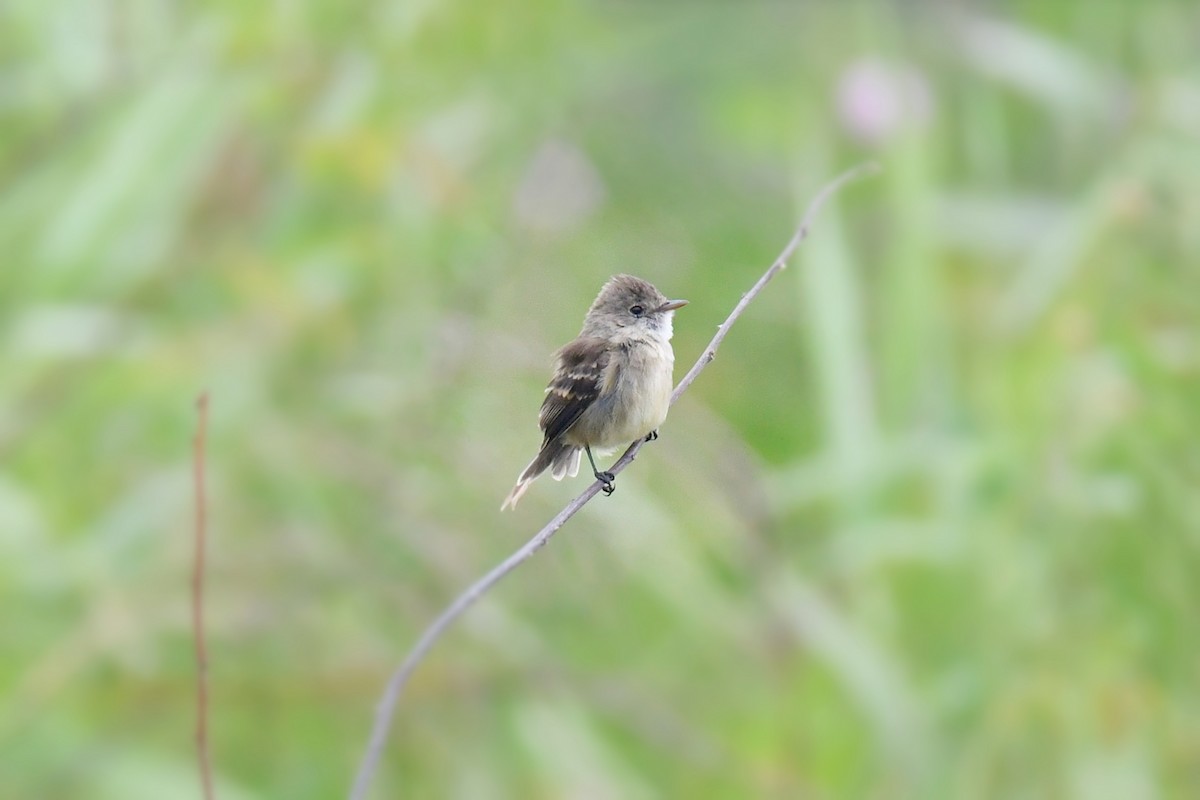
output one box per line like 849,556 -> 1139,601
501,274 -> 688,510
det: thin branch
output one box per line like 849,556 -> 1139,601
348,162 -> 879,800
192,392 -> 216,800
669,161 -> 881,407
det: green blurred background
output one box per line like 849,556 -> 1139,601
3,0 -> 1199,797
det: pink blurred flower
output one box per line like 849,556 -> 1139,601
836,58 -> 934,146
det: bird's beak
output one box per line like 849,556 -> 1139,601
656,299 -> 689,312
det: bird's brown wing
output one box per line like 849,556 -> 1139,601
538,336 -> 610,443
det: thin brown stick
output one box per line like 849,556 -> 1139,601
348,162 -> 879,800
192,392 -> 215,800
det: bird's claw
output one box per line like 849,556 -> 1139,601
644,430 -> 659,442
595,471 -> 616,495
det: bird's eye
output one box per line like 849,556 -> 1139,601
629,305 -> 645,317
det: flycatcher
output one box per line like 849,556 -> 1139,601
501,274 -> 688,510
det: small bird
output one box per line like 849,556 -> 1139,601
501,275 -> 688,510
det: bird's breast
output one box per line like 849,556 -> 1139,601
572,338 -> 674,450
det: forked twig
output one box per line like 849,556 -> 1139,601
349,162 -> 879,799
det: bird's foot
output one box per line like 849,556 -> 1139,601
644,430 -> 659,442
594,470 -> 616,495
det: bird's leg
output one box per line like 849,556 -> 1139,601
584,445 -> 615,496
644,429 -> 659,442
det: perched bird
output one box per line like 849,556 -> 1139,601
501,275 -> 688,510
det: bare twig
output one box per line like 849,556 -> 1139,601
192,392 -> 215,800
348,162 -> 879,800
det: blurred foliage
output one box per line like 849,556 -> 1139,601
2,0 -> 1199,797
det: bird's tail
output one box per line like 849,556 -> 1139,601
500,442 -> 581,510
